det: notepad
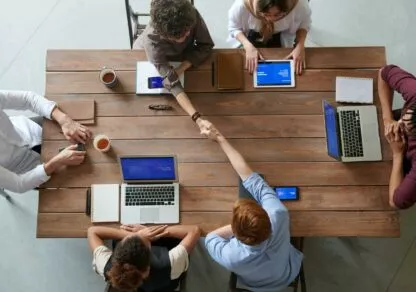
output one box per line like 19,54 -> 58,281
335,76 -> 373,104
136,61 -> 184,95
91,184 -> 120,223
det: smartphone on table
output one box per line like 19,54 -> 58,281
147,76 -> 164,89
274,186 -> 299,201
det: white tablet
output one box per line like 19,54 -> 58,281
253,60 -> 295,88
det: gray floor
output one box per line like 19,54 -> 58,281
0,0 -> 415,291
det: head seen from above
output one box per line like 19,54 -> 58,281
151,0 -> 196,43
232,199 -> 272,246
256,0 -> 290,22
107,234 -> 151,291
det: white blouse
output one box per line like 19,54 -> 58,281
228,0 -> 312,47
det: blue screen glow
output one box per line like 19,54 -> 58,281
323,101 -> 341,159
120,157 -> 176,181
275,187 -> 298,200
256,61 -> 292,86
148,76 -> 164,89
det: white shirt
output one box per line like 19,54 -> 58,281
0,90 -> 56,193
228,0 -> 312,47
92,244 -> 189,280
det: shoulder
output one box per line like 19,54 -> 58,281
229,0 -> 249,15
291,0 -> 311,17
92,245 -> 113,277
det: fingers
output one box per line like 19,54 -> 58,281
252,57 -> 258,74
120,225 -> 134,232
285,53 -> 292,60
66,144 -> 78,151
258,50 -> 265,60
297,58 -> 303,75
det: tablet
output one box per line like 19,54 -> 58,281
254,60 -> 295,88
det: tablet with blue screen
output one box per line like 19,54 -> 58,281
254,60 -> 295,88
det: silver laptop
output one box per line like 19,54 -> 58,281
119,155 -> 180,224
322,100 -> 382,162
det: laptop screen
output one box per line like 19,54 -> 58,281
120,156 -> 176,181
323,101 -> 341,159
256,61 -> 292,86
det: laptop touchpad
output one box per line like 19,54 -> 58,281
140,208 -> 160,223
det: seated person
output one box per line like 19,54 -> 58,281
378,65 -> 416,209
134,0 -> 214,130
88,224 -> 201,291
228,0 -> 312,74
201,124 -> 303,291
0,90 -> 90,193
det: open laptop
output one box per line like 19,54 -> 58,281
119,155 -> 180,224
322,100 -> 382,162
253,60 -> 295,88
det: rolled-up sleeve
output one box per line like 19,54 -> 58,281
168,244 -> 189,280
0,164 -> 50,193
381,65 -> 416,103
92,246 -> 112,278
242,173 -> 287,212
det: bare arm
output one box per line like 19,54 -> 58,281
216,135 -> 253,181
378,68 -> 394,125
389,154 -> 403,208
164,225 -> 201,254
87,226 -> 131,252
295,29 -> 308,47
175,61 -> 192,76
236,32 -> 264,74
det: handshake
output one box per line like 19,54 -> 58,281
196,118 -> 224,142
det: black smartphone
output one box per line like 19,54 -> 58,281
147,76 -> 164,89
59,143 -> 85,152
274,186 -> 299,201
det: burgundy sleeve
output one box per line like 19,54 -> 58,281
393,168 -> 416,209
381,65 -> 416,103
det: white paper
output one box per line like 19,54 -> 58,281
136,61 -> 185,94
336,76 -> 373,104
91,184 -> 120,223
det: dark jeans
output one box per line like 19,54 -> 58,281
246,30 -> 282,48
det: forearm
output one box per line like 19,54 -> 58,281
175,92 -> 198,117
389,154 -> 404,207
217,136 -> 252,180
166,225 -> 201,253
51,107 -> 72,126
211,225 -> 233,239
87,226 -> 131,252
175,61 -> 192,76
236,32 -> 254,50
295,29 -> 308,47
378,69 -> 394,123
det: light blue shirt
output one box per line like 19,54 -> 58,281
205,173 -> 303,292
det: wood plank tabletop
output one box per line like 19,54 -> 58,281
38,47 -> 399,238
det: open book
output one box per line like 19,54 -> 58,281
136,61 -> 185,94
335,76 -> 373,104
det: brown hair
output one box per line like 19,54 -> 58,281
106,236 -> 151,291
232,199 -> 272,246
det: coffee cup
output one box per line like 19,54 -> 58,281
93,134 -> 111,152
99,67 -> 118,88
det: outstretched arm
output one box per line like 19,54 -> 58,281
87,226 -> 130,252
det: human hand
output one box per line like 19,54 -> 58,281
386,123 -> 406,154
196,118 -> 213,132
200,123 -> 224,142
245,44 -> 264,74
286,44 -> 305,75
120,224 -> 147,233
137,225 -> 168,241
53,144 -> 86,166
162,69 -> 180,90
384,120 -> 401,142
61,117 -> 92,144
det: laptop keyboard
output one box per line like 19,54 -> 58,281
340,110 -> 364,157
125,185 -> 175,206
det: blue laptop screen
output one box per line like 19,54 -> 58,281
323,102 -> 341,159
120,157 -> 176,181
256,61 -> 292,86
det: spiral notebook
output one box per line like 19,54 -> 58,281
335,76 -> 373,104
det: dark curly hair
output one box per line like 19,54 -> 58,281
257,0 -> 290,13
150,0 -> 197,39
106,236 -> 151,291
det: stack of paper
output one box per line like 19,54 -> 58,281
335,76 -> 373,104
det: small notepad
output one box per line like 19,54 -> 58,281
91,184 -> 120,223
336,76 -> 373,104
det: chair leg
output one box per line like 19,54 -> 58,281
299,264 -> 306,292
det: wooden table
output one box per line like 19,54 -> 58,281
38,47 -> 399,238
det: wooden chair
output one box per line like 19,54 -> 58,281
229,237 -> 306,292
125,0 -> 195,49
